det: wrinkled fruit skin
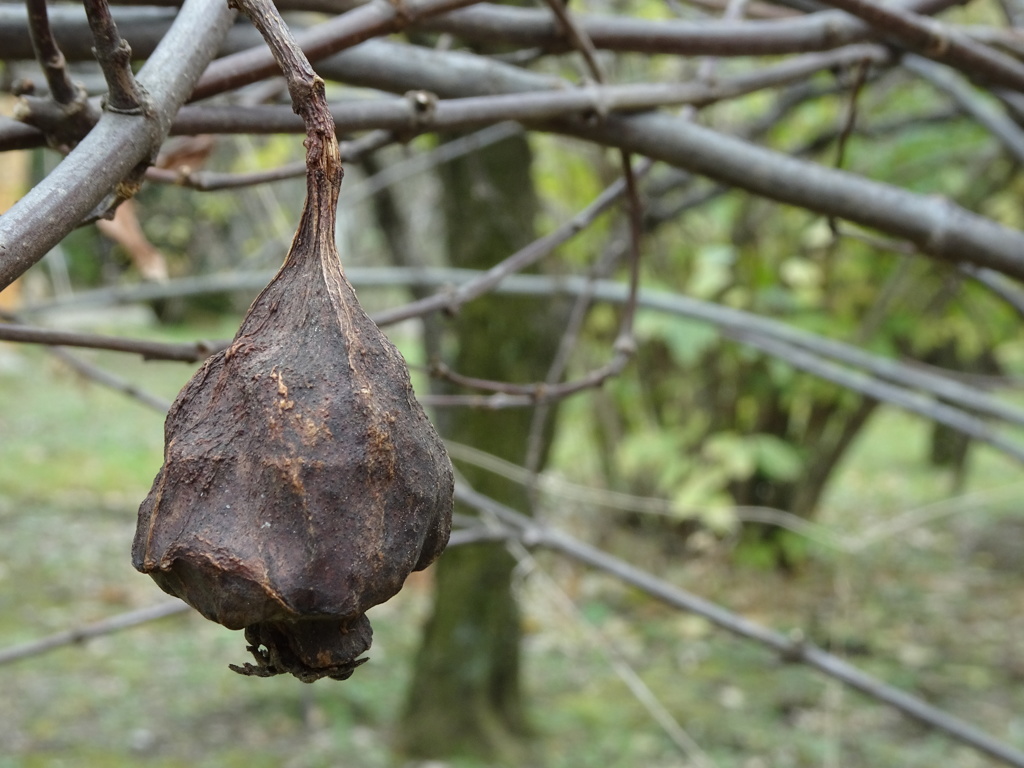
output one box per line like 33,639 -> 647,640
132,197 -> 453,683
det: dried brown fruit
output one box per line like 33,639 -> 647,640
131,42 -> 452,682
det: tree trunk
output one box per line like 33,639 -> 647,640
398,132 -> 562,762
925,341 -> 1003,492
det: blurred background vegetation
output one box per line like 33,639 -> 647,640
4,0 -> 1024,764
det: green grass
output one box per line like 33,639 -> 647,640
2,329 -> 1024,767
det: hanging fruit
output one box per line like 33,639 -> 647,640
131,0 -> 453,682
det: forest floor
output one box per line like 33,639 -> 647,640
1,315 -> 1023,768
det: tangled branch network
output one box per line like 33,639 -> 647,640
3,0 -> 1024,762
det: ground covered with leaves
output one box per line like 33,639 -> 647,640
1,328 -> 1023,767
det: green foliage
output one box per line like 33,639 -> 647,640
634,313 -> 719,367
531,134 -> 615,269
531,48 -> 1024,559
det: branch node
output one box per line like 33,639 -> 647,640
83,162 -> 149,224
923,18 -> 952,57
85,0 -> 150,116
780,628 -> 808,663
583,81 -> 610,122
13,91 -> 101,153
612,333 -> 638,357
402,89 -> 438,137
386,0 -> 413,26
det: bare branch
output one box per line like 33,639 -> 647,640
190,0 -> 484,102
960,263 -> 1024,318
0,601 -> 190,666
561,110 -> 1024,278
0,0 -> 956,64
83,0 -> 148,114
731,331 -> 1024,463
540,0 -> 604,84
18,0 -> 101,151
143,129 -> 395,189
415,0 -> 961,56
0,322 -> 217,362
0,117 -> 46,151
47,346 -> 173,413
372,168 -> 634,327
20,266 -> 1024,434
145,158 -> 307,189
454,482 -> 1024,768
169,46 -> 891,135
0,0 -> 237,291
820,0 -> 1024,92
903,54 -> 1024,163
25,0 -> 78,105
302,39 -> 1024,279
0,5 -> 193,62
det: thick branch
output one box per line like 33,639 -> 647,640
0,0 -> 958,63
0,0 -> 236,291
560,110 -> 1024,278
821,0 -> 1024,92
415,0 -> 961,56
0,5 -> 189,60
163,46 -> 890,137
190,0 -> 483,101
316,40 -> 1024,280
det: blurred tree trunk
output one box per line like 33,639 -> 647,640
925,341 -> 1003,492
398,133 -> 563,762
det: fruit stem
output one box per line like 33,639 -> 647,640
227,0 -> 343,209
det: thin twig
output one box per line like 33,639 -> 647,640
520,169 -> 654,491
190,0 -> 483,102
0,601 -> 190,666
0,322 -> 218,362
83,0 -> 148,114
833,58 -> 871,172
904,53 -> 1024,163
454,482 -> 1024,768
820,0 -> 1024,92
146,158 -> 307,189
19,267 -> 1024,430
25,0 -> 78,105
504,534 -> 719,765
372,171 -> 634,326
48,346 -> 173,413
145,129 -> 398,190
432,0 -> 648,435
541,0 -> 604,82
